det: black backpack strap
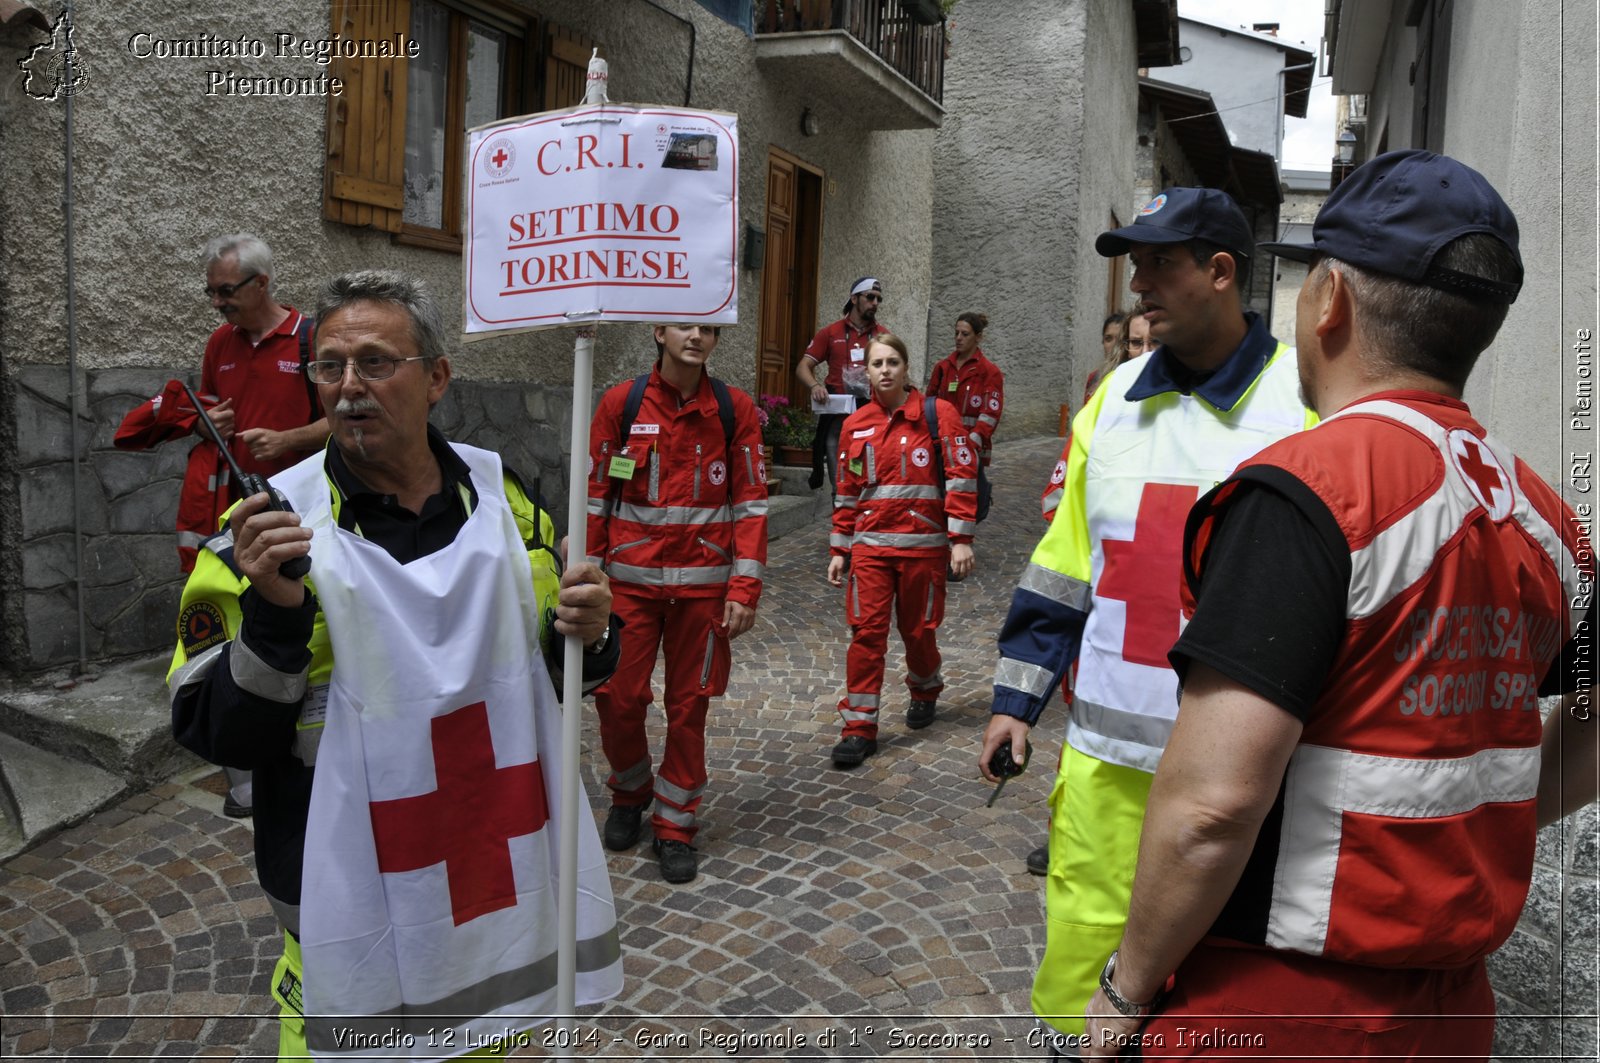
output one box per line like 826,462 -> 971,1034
618,372 -> 651,440
297,316 -> 319,424
708,376 -> 735,446
925,395 -> 948,504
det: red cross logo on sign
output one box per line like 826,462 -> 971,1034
369,701 -> 548,926
1448,430 -> 1512,520
486,138 -> 515,178
1097,482 -> 1199,668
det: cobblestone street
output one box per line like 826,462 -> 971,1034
1,436 -> 1070,1060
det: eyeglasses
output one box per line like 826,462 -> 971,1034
305,355 -> 427,384
204,274 -> 259,300
858,292 -> 883,303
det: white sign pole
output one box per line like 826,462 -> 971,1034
556,53 -> 608,1050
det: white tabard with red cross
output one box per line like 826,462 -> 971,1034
280,443 -> 621,1060
1068,344 -> 1307,773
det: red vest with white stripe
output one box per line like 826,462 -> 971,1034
1203,391 -> 1590,968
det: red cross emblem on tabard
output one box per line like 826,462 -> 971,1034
1096,482 -> 1199,669
369,701 -> 548,926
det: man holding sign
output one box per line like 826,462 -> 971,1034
587,323 -> 768,885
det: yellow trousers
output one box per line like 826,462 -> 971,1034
1031,745 -> 1153,1037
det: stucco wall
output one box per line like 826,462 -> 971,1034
0,0 -> 937,672
931,0 -> 1136,438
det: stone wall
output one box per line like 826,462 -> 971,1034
11,366 -> 577,669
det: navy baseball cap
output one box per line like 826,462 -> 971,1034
1095,187 -> 1255,261
1260,149 -> 1523,303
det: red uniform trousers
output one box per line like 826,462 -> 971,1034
1129,938 -> 1493,1060
838,553 -> 946,740
594,590 -> 729,845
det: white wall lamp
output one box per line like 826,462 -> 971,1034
800,108 -> 820,137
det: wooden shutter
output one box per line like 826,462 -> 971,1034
324,0 -> 411,232
543,23 -> 596,110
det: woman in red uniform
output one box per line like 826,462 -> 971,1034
926,312 -> 1004,465
826,333 -> 980,768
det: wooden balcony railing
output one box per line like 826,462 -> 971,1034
760,0 -> 946,105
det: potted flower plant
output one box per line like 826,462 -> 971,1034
757,393 -> 817,467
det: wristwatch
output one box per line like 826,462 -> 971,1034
1098,951 -> 1158,1019
584,621 -> 613,656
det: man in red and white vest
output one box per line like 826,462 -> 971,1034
1084,151 -> 1596,1059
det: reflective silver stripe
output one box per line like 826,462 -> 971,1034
608,535 -> 653,557
948,518 -> 977,536
854,531 -> 946,549
614,502 -> 731,526
742,445 -> 755,485
1018,562 -> 1092,611
656,803 -> 696,828
961,415 -> 979,427
584,555 -> 604,568
839,710 -> 876,723
850,575 -> 860,616
993,657 -> 1054,698
924,590 -> 934,621
830,533 -> 854,549
945,477 -> 978,492
732,558 -> 765,579
268,895 -> 301,938
1041,488 -> 1063,516
846,692 -> 880,709
177,530 -> 206,548
1267,743 -> 1541,956
701,628 -> 716,685
859,483 -> 941,502
303,929 -> 622,1053
169,641 -> 226,698
586,497 -> 610,517
230,632 -> 308,703
655,776 -> 706,805
207,473 -> 220,492
907,669 -> 942,691
207,528 -> 236,554
608,757 -> 652,792
865,444 -> 876,485
1072,695 -> 1175,750
909,510 -> 942,531
835,495 -> 859,510
731,499 -> 768,519
978,414 -> 999,428
608,563 -> 731,586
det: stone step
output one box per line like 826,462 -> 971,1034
766,491 -> 827,542
0,655 -> 195,785
0,730 -> 128,862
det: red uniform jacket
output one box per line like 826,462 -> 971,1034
586,368 -> 767,606
831,390 -> 979,558
926,349 -> 1004,457
115,379 -> 229,572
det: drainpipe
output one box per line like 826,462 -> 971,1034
636,0 -> 695,105
63,0 -> 88,673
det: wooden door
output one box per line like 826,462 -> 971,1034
757,148 -> 823,403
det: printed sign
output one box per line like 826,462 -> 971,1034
464,105 -> 739,336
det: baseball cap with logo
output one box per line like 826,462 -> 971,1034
1260,149 -> 1523,303
1095,187 -> 1255,262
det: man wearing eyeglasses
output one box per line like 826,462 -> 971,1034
199,233 -> 329,485
169,270 -> 623,1058
796,276 -> 888,493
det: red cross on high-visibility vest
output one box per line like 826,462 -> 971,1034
369,701 -> 548,927
491,147 -> 509,168
1456,435 -> 1508,511
1097,482 -> 1199,668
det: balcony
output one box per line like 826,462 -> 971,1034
755,0 -> 947,130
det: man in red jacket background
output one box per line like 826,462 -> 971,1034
586,324 -> 768,884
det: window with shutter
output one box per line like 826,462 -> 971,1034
322,2 -> 596,253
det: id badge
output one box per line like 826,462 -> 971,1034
608,455 -> 638,480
